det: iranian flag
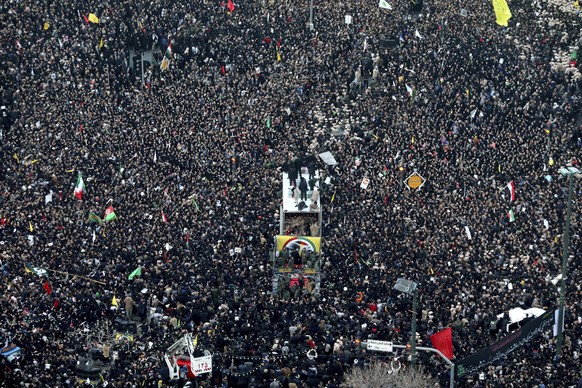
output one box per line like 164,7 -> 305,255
74,173 -> 85,200
506,180 -> 516,202
165,39 -> 173,59
508,209 -> 515,222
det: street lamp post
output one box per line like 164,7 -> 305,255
556,166 -> 580,357
411,287 -> 418,365
394,278 -> 418,365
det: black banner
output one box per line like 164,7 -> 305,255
455,309 -> 555,378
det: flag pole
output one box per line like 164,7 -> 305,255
141,52 -> 145,86
46,268 -> 107,285
309,0 -> 314,30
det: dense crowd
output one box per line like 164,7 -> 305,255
1,0 -> 582,386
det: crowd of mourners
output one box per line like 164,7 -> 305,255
1,0 -> 582,386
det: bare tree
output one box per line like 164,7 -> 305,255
389,365 -> 440,388
343,361 -> 439,388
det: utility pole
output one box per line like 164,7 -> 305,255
393,278 -> 418,365
411,288 -> 418,365
556,166 -> 579,357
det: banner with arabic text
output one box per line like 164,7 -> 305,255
455,309 -> 555,378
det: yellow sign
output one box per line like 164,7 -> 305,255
405,172 -> 426,190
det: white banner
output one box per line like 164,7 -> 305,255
190,355 -> 212,375
319,151 -> 338,166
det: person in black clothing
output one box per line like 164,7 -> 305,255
308,161 -> 316,180
289,165 -> 298,187
299,177 -> 308,201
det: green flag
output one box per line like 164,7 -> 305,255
128,267 -> 142,280
88,212 -> 103,225
266,117 -> 271,129
508,209 -> 515,222
25,263 -> 49,277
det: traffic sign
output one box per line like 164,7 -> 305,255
366,340 -> 393,352
405,171 -> 426,190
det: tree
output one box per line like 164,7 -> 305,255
343,361 -> 439,388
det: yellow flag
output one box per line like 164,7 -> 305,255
548,157 -> 554,166
111,295 -> 119,307
29,221 -> 34,232
99,37 -> 104,49
24,264 -> 32,273
492,0 -> 512,26
193,335 -> 198,348
160,56 -> 169,71
331,191 -> 336,203
276,52 -> 281,62
411,135 -> 415,144
498,164 -> 501,173
43,22 -> 50,30
88,13 -> 99,24
466,88 -> 469,97
13,153 -> 20,163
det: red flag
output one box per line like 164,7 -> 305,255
221,65 -> 226,75
161,211 -> 168,223
227,0 -> 235,12
43,280 -> 52,295
430,328 -> 453,360
83,14 -> 89,25
277,38 -> 282,50
53,299 -> 59,308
